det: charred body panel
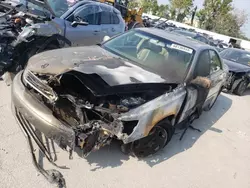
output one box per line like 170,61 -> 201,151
14,66 -> 181,151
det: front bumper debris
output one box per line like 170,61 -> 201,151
11,71 -> 73,187
11,71 -> 75,150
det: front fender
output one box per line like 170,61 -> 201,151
120,85 -> 186,143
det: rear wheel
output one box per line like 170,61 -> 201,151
130,120 -> 174,158
234,80 -> 248,96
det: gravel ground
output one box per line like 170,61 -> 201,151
0,80 -> 250,188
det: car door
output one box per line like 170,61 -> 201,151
100,11 -> 122,39
177,50 -> 211,123
64,4 -> 102,46
206,49 -> 225,101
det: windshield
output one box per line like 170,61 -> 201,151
103,30 -> 195,83
47,0 -> 80,17
17,0 -> 79,17
220,48 -> 250,66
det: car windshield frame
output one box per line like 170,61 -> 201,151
102,30 -> 196,84
46,0 -> 80,17
21,0 -> 80,17
220,48 -> 250,66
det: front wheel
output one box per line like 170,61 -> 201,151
234,80 -> 248,96
130,120 -> 174,158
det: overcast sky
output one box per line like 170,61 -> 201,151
158,0 -> 250,37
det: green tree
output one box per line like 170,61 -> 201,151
128,1 -> 139,9
196,0 -> 248,38
138,0 -> 169,18
156,4 -> 169,17
197,0 -> 233,30
169,0 -> 193,22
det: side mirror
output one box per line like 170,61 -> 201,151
71,21 -> 89,28
103,35 -> 111,42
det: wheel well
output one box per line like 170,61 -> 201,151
154,115 -> 175,145
48,40 -> 60,47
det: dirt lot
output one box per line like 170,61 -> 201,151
0,80 -> 250,188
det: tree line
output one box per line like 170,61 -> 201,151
129,0 -> 249,40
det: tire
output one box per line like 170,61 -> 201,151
130,119 -> 174,158
234,80 -> 248,96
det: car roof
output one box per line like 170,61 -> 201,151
136,28 -> 213,51
172,29 -> 197,37
223,48 -> 250,53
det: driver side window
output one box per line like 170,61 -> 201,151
71,5 -> 100,25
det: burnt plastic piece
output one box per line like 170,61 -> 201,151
14,107 -> 68,187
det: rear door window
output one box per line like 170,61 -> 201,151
209,50 -> 222,73
101,12 -> 120,24
111,13 -> 120,24
73,4 -> 100,25
101,12 -> 112,24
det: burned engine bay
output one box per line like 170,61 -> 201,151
22,69 -> 177,157
0,2 -> 60,75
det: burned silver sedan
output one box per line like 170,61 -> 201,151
12,28 -> 227,170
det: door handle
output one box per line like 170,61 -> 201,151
93,31 -> 100,35
111,28 -> 115,32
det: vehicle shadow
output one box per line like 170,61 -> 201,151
36,94 -> 232,171
76,94 -> 233,170
143,94 -> 232,167
243,89 -> 250,96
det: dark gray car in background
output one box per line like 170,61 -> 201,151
220,48 -> 250,95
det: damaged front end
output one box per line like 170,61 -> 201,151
13,66 -> 181,158
224,71 -> 250,95
0,2 -> 70,76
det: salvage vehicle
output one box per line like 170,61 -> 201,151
220,48 -> 250,95
12,28 -> 227,186
0,0 -> 125,79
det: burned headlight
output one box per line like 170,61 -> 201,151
22,69 -> 58,102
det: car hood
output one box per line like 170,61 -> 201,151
222,59 -> 250,73
26,46 -> 168,86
